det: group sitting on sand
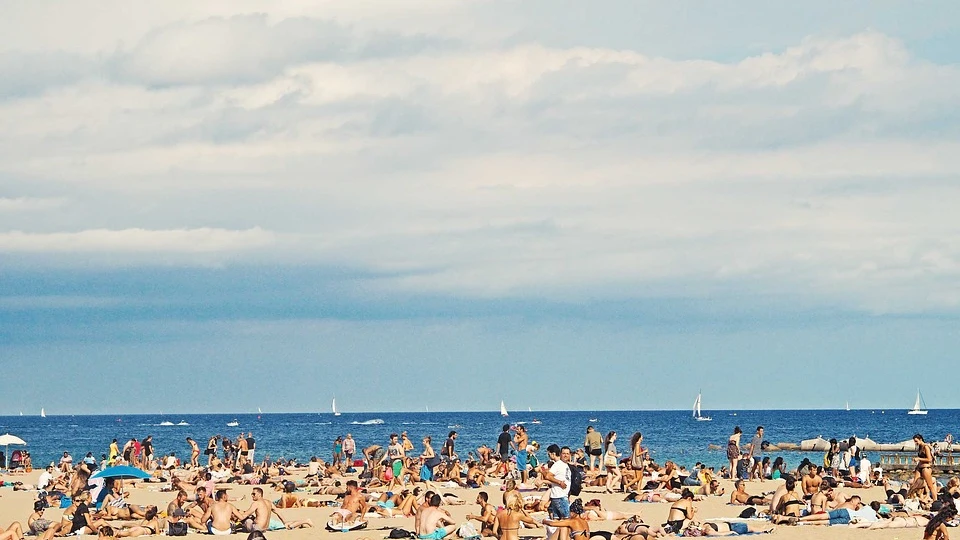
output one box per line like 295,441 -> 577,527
10,424 -> 960,540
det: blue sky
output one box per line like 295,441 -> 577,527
2,1 -> 959,414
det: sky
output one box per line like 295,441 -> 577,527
2,1 -> 960,415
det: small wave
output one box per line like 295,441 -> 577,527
447,424 -> 462,428
402,422 -> 417,425
351,419 -> 385,425
314,422 -> 332,425
420,422 -> 439,425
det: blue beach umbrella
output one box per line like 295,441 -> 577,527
90,465 -> 151,480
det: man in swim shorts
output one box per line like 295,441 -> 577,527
201,489 -> 240,535
791,496 -> 876,525
417,493 -> 457,540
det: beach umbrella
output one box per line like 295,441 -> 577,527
0,433 -> 26,469
90,465 -> 151,480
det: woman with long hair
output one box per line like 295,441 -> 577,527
915,434 -> 939,500
923,502 -> 957,540
604,431 -> 622,494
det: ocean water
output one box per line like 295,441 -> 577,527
2,409 -> 957,471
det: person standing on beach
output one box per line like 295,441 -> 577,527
141,436 -> 154,470
540,444 -> 571,519
343,434 -> 356,470
726,427 -> 742,479
186,438 -> 200,469
497,425 -> 512,459
246,433 -> 256,465
748,427 -> 764,481
914,434 -> 938,500
236,433 -> 249,468
442,431 -> 458,463
387,433 -> 406,489
584,427 -> 602,472
514,425 -> 529,484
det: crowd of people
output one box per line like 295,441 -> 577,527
4,424 -> 958,540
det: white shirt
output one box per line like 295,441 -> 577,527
857,458 -> 872,482
849,506 -> 879,523
549,460 -> 571,499
38,470 -> 53,490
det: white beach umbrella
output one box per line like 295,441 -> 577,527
0,433 -> 26,469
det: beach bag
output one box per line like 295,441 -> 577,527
168,522 -> 188,536
604,453 -> 617,467
569,465 -> 584,497
388,528 -> 415,538
458,522 -> 480,539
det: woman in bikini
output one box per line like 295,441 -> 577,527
615,516 -> 668,540
775,478 -> 804,517
492,496 -> 539,540
664,489 -> 696,534
543,499 -> 590,540
186,438 -> 200,469
115,507 -> 160,537
914,434 -> 939,500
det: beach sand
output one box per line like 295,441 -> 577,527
0,470 -> 910,540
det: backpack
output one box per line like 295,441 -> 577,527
168,522 -> 188,537
568,464 -> 584,497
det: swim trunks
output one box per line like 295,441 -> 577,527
419,528 -> 449,540
516,450 -> 527,470
827,509 -> 851,525
268,518 -> 285,531
730,522 -> 749,535
208,524 -> 233,535
393,460 -> 403,478
377,501 -> 396,509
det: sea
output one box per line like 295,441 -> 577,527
2,409 -> 957,472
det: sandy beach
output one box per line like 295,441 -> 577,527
0,467 -> 914,540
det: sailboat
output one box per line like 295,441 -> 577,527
500,400 -> 509,417
845,401 -> 851,411
40,408 -> 46,418
332,398 -> 341,416
908,389 -> 928,415
227,419 -> 239,427
693,391 -> 711,421
257,407 -> 262,414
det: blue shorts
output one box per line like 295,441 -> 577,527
516,451 -> 527,470
420,528 -> 449,540
828,509 -> 850,525
548,497 -> 570,519
730,522 -> 749,535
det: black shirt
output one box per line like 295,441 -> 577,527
71,502 -> 89,533
443,438 -> 455,457
497,432 -> 512,456
143,440 -> 153,456
247,437 -> 256,450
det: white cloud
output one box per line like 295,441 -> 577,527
0,227 -> 275,253
0,197 -> 65,211
0,2 -> 957,317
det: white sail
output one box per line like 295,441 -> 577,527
258,407 -> 262,414
332,398 -> 341,416
40,408 -> 46,418
845,401 -> 850,411
500,400 -> 509,417
693,392 -> 711,421
908,390 -> 928,415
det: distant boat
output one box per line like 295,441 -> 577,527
693,391 -> 712,421
177,420 -> 190,426
41,408 -> 46,418
845,401 -> 851,411
528,406 -> 532,413
257,407 -> 262,414
351,419 -> 384,425
332,398 -> 341,416
589,418 -> 598,422
908,390 -> 928,415
531,418 -> 542,424
500,400 -> 509,417
227,420 -> 239,427
159,421 -> 175,426
19,410 -> 22,416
